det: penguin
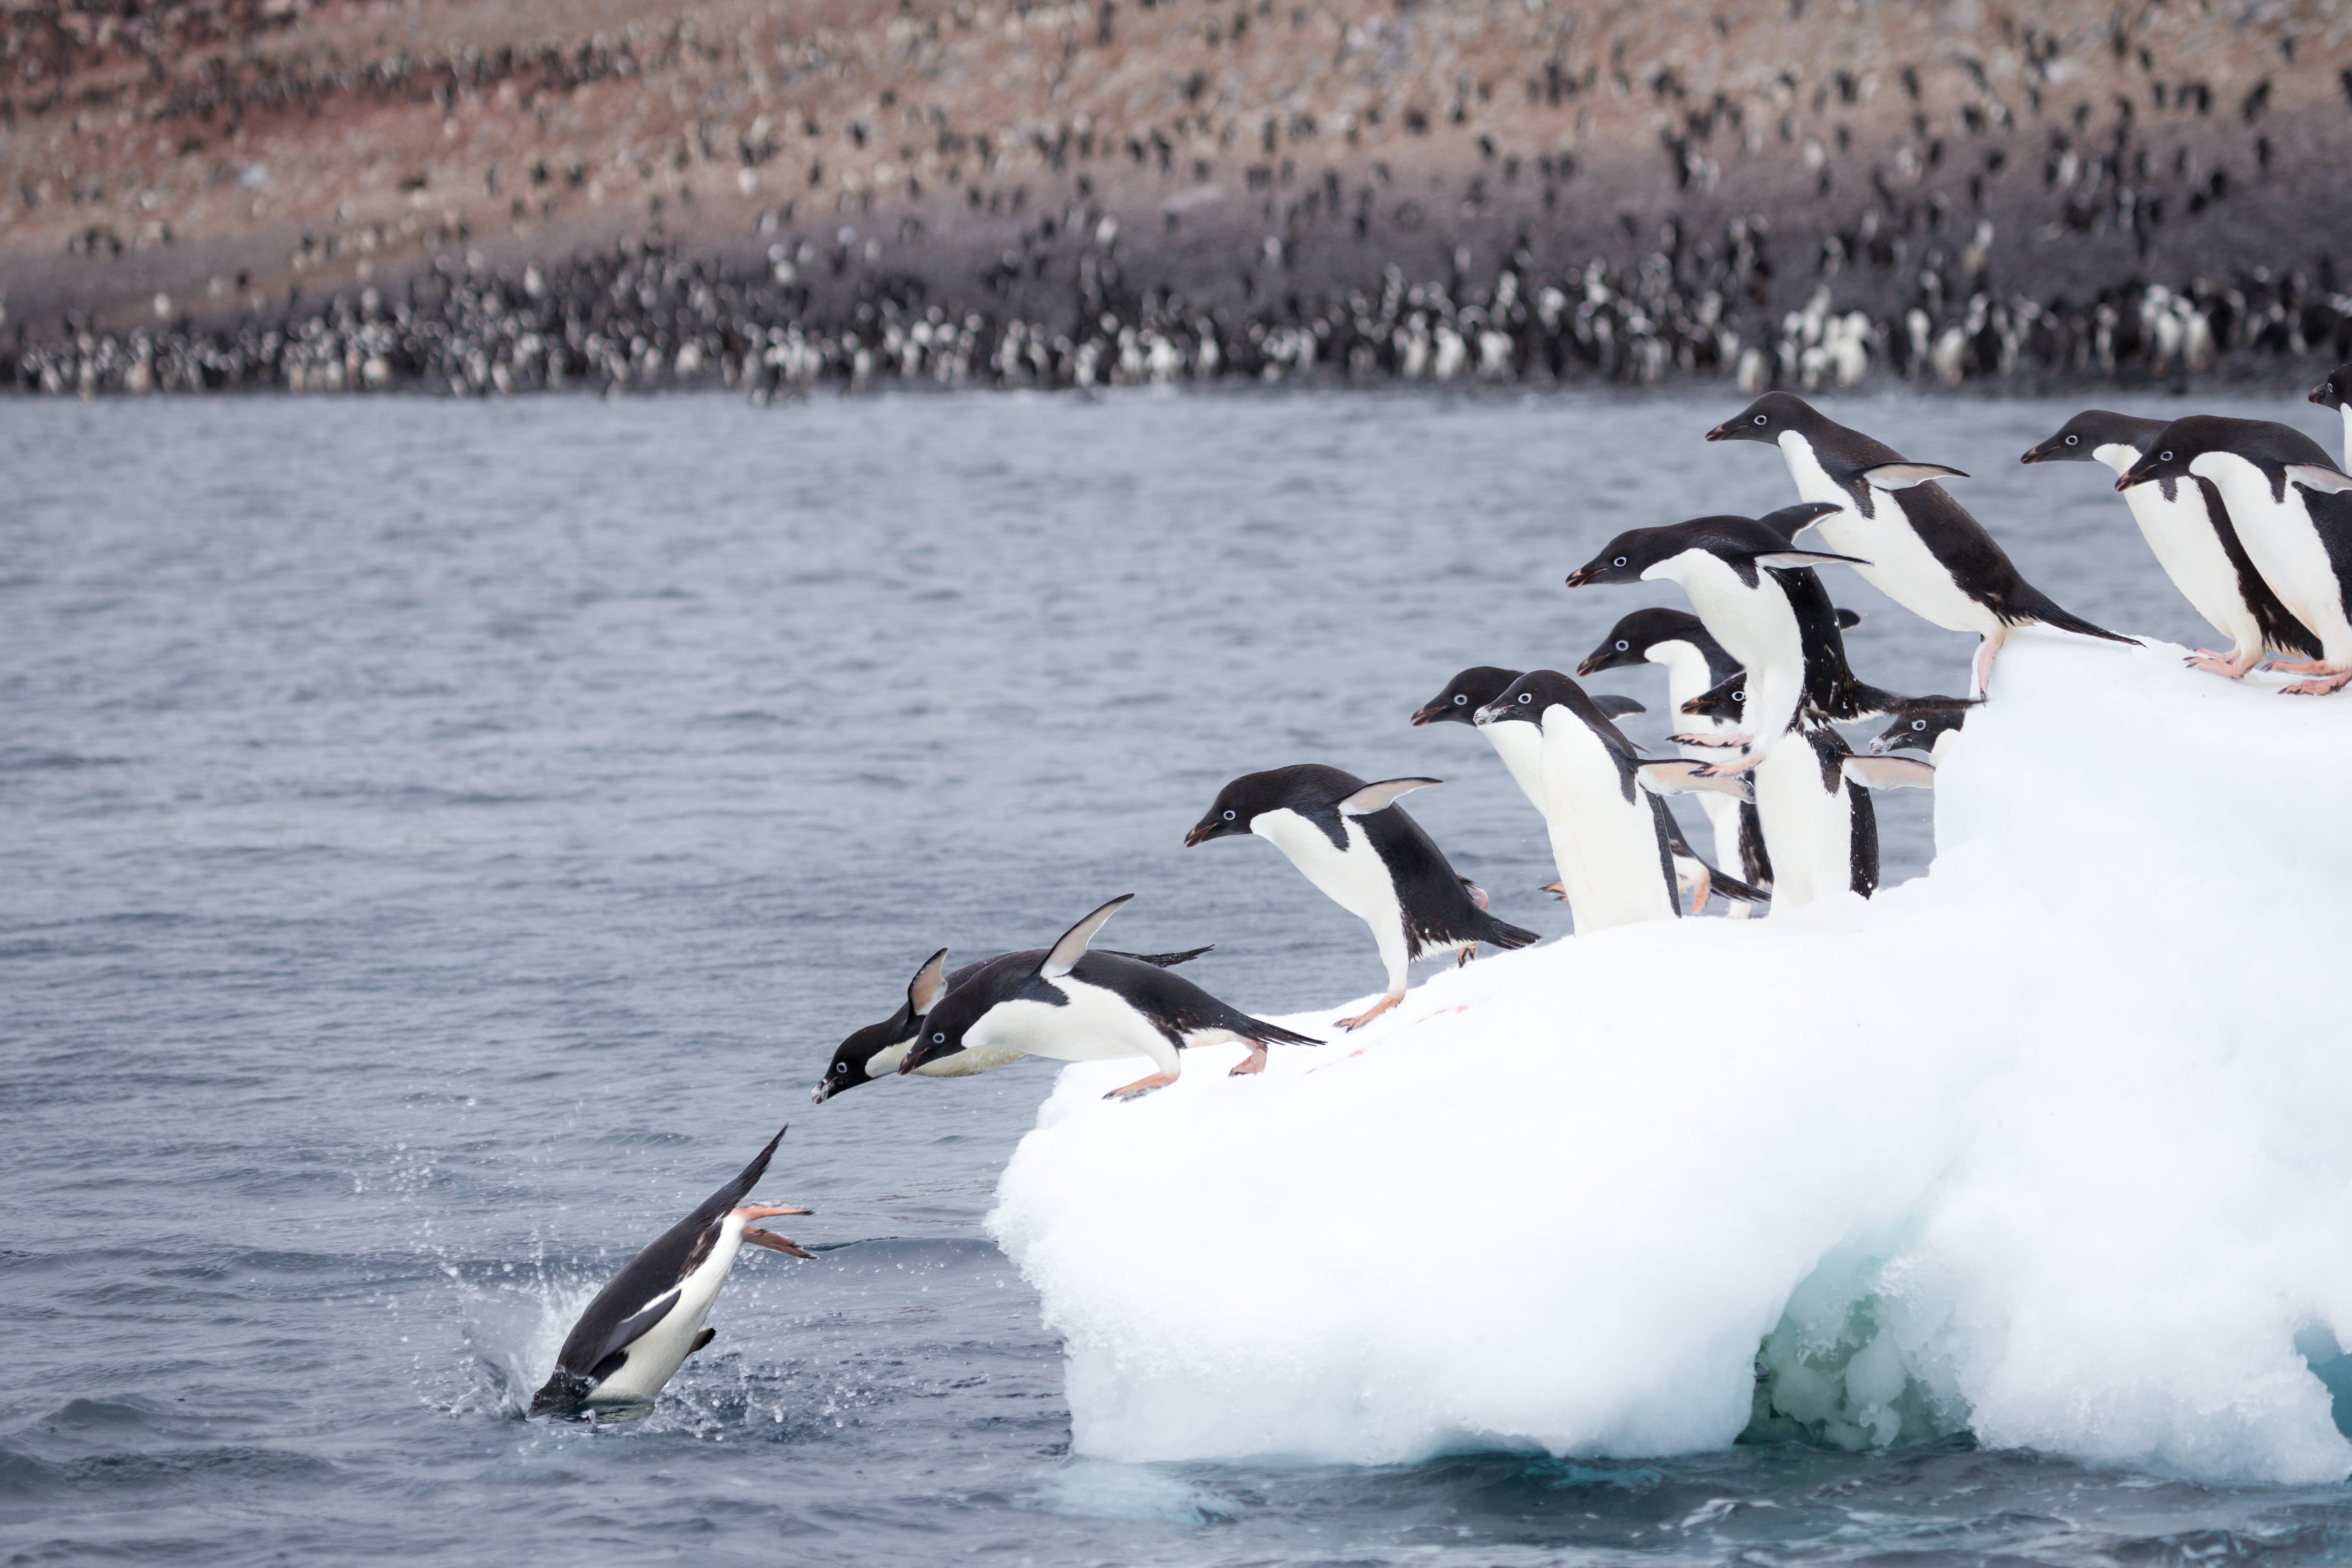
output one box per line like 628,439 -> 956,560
1869,700 -> 1970,763
1543,800 -> 1771,917
2021,410 -> 2318,677
1706,392 -> 2138,696
2309,364 -> 2352,471
1471,669 -> 1753,934
894,895 -> 1320,1098
1734,723 -> 1925,909
1411,667 -> 1759,915
2118,418 -> 2352,695
1565,505 -> 1891,774
1185,765 -> 1540,1029
811,943 -> 1213,1102
531,1127 -> 812,1420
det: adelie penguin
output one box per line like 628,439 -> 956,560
1412,667 -> 1762,916
1470,670 -> 1756,932
812,942 -> 1212,1102
1707,392 -> 2137,695
2120,417 -> 2352,695
1566,505 -> 1900,774
1186,764 -> 1539,1030
2310,363 -> 2352,471
531,1126 -> 812,1421
895,895 -> 1318,1098
2022,411 -> 2318,679
1870,700 -> 1971,764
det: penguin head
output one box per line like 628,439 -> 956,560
1411,666 -> 1522,725
1566,526 -> 1685,587
898,997 -> 980,1076
1869,700 -> 1972,755
2310,364 -> 2352,411
1185,763 -> 1366,844
814,948 -> 950,1102
2115,419 -> 2217,491
1576,607 -> 1703,676
1705,391 -> 1819,444
2021,410 -> 2165,467
1476,669 -> 1582,727
1678,674 -> 1746,725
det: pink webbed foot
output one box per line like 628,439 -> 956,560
1669,731 -> 1750,749
2279,670 -> 2352,695
1104,1071 -> 1178,1101
1456,947 -> 1475,968
1538,882 -> 1568,902
1686,866 -> 1711,915
1699,751 -> 1764,778
2185,650 -> 2256,678
1227,1043 -> 1268,1077
1334,992 -> 1404,1032
2268,658 -> 2331,673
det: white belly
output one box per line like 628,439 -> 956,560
2108,464 -> 2262,654
1252,808 -> 1410,985
1655,555 -> 1807,755
1750,741 -> 1853,910
1651,643 -> 1745,866
1480,719 -> 1549,815
2194,456 -> 2352,659
584,1222 -> 742,1414
1535,710 -> 1676,933
912,1043 -> 1026,1078
1779,433 -> 1994,635
968,978 -> 1181,1074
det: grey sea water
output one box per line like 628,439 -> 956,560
5,385 -> 2347,1566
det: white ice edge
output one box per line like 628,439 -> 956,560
989,630 -> 2352,1485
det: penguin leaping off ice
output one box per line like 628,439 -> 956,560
531,1126 -> 813,1421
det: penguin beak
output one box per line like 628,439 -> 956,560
1564,565 -> 1598,588
1182,823 -> 1210,847
2019,443 -> 2050,464
1407,702 -> 1446,726
1573,653 -> 1604,677
1703,419 -> 1738,442
1471,704 -> 1504,726
2114,472 -> 2141,492
2311,385 -> 2332,407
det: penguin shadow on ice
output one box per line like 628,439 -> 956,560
895,894 -> 1321,1099
1184,765 -> 1541,1032
531,1126 -> 814,1423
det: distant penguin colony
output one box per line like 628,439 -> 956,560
533,367 -> 2352,1420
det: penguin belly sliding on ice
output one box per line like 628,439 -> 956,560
896,895 -> 1319,1099
1707,392 -> 2138,696
1470,669 -> 1753,932
812,942 -> 1211,1102
532,1127 -> 813,1421
2022,410 -> 2318,679
1187,764 -> 1540,1030
2122,417 -> 2352,695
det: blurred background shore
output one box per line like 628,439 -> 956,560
5,0 -> 2348,395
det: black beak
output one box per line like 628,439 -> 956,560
2311,385 -> 2330,406
2019,444 -> 2048,464
2114,473 -> 2137,492
1408,703 -> 1443,726
1573,655 -> 1602,677
1565,567 -> 1597,588
1183,824 -> 1209,847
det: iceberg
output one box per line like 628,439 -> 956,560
989,631 -> 2352,1484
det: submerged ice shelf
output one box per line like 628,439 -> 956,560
990,633 -> 2352,1485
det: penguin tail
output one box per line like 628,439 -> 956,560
1244,1017 -> 1325,1048
1471,914 -> 1542,951
1122,945 -> 1213,968
2005,585 -> 2140,645
1829,681 -> 1907,722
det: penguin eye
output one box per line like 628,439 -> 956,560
1517,692 -> 1532,703
2064,434 -> 2078,445
1222,809 -> 1236,820
1452,693 -> 1467,704
932,1032 -> 946,1044
1614,639 -> 1629,651
1732,689 -> 1746,702
1752,414 -> 1768,426
1911,718 -> 1927,731
1613,556 -> 1627,567
2160,451 -> 2173,462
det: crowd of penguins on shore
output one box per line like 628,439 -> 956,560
526,371 -> 2352,1422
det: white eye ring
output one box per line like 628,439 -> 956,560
1613,556 -> 1627,566
1911,719 -> 1927,730
2064,434 -> 2078,445
1753,414 -> 1767,426
1517,692 -> 1532,703
1614,639 -> 1629,651
1732,689 -> 1746,702
932,1032 -> 946,1044
2160,451 -> 2173,462
1222,809 -> 1236,820
1452,693 -> 1467,704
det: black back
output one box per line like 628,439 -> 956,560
1411,666 -> 1523,726
532,1126 -> 788,1414
1577,607 -> 1741,686
2127,416 -> 2352,626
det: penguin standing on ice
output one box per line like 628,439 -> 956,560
895,895 -> 1319,1098
1565,506 -> 1886,773
2119,418 -> 2352,695
532,1127 -> 813,1420
1186,765 -> 1539,1030
2021,410 -> 2318,678
812,942 -> 1212,1102
2309,364 -> 2352,471
1470,670 -> 1753,932
1706,393 -> 2137,695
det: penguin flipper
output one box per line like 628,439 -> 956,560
1863,461 -> 1969,489
2286,461 -> 2352,494
1339,777 -> 1442,815
600,1290 -> 681,1363
1040,894 -> 1133,978
1589,694 -> 1647,720
1758,548 -> 1873,570
1844,755 -> 1936,790
1637,759 -> 1755,802
1835,608 -> 1863,629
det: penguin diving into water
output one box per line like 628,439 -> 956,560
895,895 -> 1319,1098
1706,392 -> 2137,696
531,1126 -> 812,1421
1186,765 -> 1539,1030
812,941 -> 1212,1102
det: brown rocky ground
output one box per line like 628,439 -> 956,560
5,0 -> 2351,392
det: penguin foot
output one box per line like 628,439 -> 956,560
1970,630 -> 2008,700
743,1228 -> 814,1258
1698,752 -> 1766,778
2269,658 -> 2331,673
1538,881 -> 1568,901
1104,1071 -> 1178,1100
2185,650 -> 2256,678
1334,992 -> 1405,1031
1228,1044 -> 1268,1077
1686,867 -> 1712,915
1668,730 -> 1749,749
1456,948 -> 1474,968
2279,670 -> 2352,695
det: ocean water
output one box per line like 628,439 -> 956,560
5,384 -> 2346,1566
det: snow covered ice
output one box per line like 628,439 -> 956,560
991,631 -> 2352,1484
